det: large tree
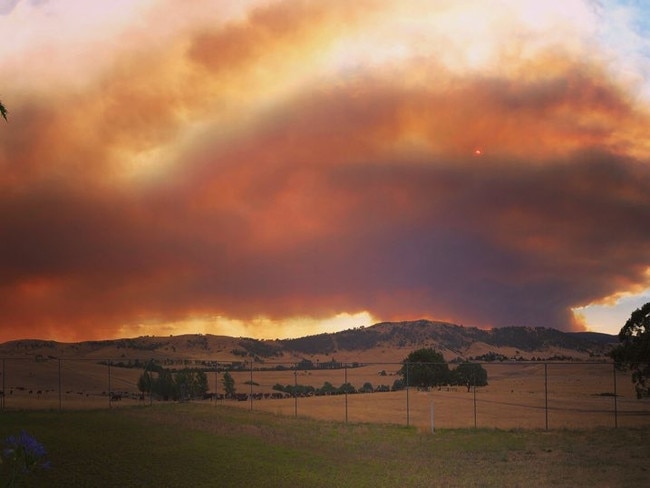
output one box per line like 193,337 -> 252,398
611,302 -> 650,398
399,348 -> 450,388
451,362 -> 489,391
156,370 -> 175,401
222,371 -> 236,399
175,370 -> 209,400
1,99 -> 7,121
137,371 -> 153,394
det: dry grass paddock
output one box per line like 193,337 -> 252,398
224,363 -> 650,430
2,358 -> 649,430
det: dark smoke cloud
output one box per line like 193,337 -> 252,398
1,0 -> 649,340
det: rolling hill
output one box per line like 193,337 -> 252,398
0,320 -> 617,365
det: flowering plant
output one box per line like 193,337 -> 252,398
1,430 -> 50,487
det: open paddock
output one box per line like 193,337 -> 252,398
2,358 -> 649,430
222,362 -> 650,430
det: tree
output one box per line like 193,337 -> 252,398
194,370 -> 209,397
338,382 -> 356,394
399,348 -> 450,388
317,381 -> 337,395
451,362 -> 488,391
156,370 -> 175,401
296,358 -> 314,370
0,99 -> 6,121
611,302 -> 650,398
359,382 -> 374,393
222,371 -> 236,399
175,370 -> 209,400
137,371 -> 153,394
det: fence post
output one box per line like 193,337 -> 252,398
1,358 -> 5,410
613,362 -> 618,428
148,359 -> 154,406
473,371 -> 477,428
214,363 -> 218,405
406,362 -> 410,427
544,363 -> 549,431
58,358 -> 62,411
344,365 -> 348,423
249,360 -> 254,411
108,360 -> 112,408
294,366 -> 298,418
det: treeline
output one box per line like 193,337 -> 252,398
137,369 -> 209,401
101,358 -> 360,372
271,381 -> 392,397
400,349 -> 488,390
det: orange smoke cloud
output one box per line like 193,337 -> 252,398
1,0 -> 649,341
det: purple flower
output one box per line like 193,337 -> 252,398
2,430 -> 50,485
5,431 -> 48,460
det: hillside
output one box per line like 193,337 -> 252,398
277,320 -> 617,362
0,320 -> 617,364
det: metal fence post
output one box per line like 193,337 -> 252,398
344,365 -> 349,423
108,360 -> 112,408
148,359 -> 154,406
250,360 -> 254,411
214,361 -> 225,403
545,363 -> 549,431
473,371 -> 477,428
1,358 -> 5,410
613,362 -> 618,428
58,358 -> 62,411
406,362 -> 410,427
294,366 -> 298,418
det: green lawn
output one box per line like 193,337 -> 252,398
1,403 -> 648,487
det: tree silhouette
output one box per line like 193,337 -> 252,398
222,371 -> 236,399
611,302 -> 650,398
0,99 -> 7,121
452,362 -> 488,391
399,348 -> 449,388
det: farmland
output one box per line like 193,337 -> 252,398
1,403 -> 648,487
2,358 -> 649,430
1,325 -> 648,486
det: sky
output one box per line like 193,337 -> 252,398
1,0 -> 649,342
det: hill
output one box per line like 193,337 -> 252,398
0,320 -> 617,364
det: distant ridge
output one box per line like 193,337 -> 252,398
0,320 -> 617,363
277,320 -> 616,360
566,331 -> 618,345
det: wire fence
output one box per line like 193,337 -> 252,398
1,357 -> 649,430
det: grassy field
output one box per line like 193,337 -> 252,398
3,360 -> 650,431
0,403 -> 648,487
